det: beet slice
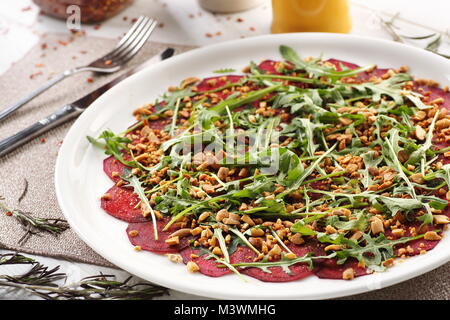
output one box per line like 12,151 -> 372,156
103,156 -> 128,182
415,84 -> 450,111
232,243 -> 315,282
196,75 -> 243,95
258,60 -> 283,75
179,247 -> 232,277
384,218 -> 445,257
101,185 -> 147,223
314,258 -> 369,279
127,217 -> 192,254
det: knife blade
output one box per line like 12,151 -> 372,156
0,48 -> 175,157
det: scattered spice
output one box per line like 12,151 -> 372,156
29,71 -> 43,79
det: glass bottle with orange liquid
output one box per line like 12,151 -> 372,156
271,0 -> 352,34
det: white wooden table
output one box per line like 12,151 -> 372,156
0,0 -> 449,300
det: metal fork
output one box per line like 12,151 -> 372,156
0,16 -> 157,123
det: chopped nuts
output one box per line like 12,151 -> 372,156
436,118 -> 450,129
165,236 -> 180,246
216,209 -> 229,222
212,247 -> 223,256
289,233 -> 304,245
350,231 -> 363,241
268,244 -> 282,257
241,214 -> 255,226
409,173 -> 424,184
191,227 -> 203,236
166,253 -> 182,263
180,77 -> 200,89
415,125 -> 426,140
324,244 -> 341,251
342,268 -> 355,280
325,225 -> 338,234
370,216 -> 384,234
128,230 -> 139,237
250,228 -> 265,237
284,252 -> 297,260
423,231 -> 442,241
187,261 -> 200,273
101,193 -> 111,200
217,167 -> 230,180
433,215 -> 450,224
391,228 -> 405,237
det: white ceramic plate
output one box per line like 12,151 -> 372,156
55,33 -> 450,300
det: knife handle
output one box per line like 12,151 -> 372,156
0,104 -> 82,157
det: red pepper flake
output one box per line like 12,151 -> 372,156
215,31 -> 222,36
21,6 -> 32,11
93,24 -> 101,30
35,63 -> 44,68
29,71 -> 43,79
188,13 -> 195,19
158,23 -> 164,28
58,40 -> 68,46
205,33 -> 213,38
87,77 -> 94,83
5,211 -> 12,216
80,50 -> 87,54
131,17 -> 138,23
70,29 -> 86,37
40,43 -> 47,50
72,56 -> 77,60
104,59 -> 112,65
40,137 -> 46,143
123,16 -> 128,21
236,18 -> 244,22
249,27 -> 256,32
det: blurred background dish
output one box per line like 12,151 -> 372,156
271,0 -> 352,33
198,0 -> 264,13
33,0 -> 134,23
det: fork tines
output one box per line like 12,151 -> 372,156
100,16 -> 158,65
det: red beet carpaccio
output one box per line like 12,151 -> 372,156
90,45 -> 450,282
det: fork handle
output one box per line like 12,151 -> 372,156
0,104 -> 82,157
0,69 -> 79,122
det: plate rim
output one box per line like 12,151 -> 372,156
55,32 -> 450,300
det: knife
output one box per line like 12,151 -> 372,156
0,48 -> 175,157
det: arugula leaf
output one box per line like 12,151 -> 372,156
87,129 -> 131,166
121,171 -> 158,240
213,68 -> 237,74
279,45 -> 375,81
334,233 -> 425,269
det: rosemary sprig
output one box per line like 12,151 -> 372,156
0,202 -> 69,245
18,178 -> 29,204
0,253 -> 168,300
